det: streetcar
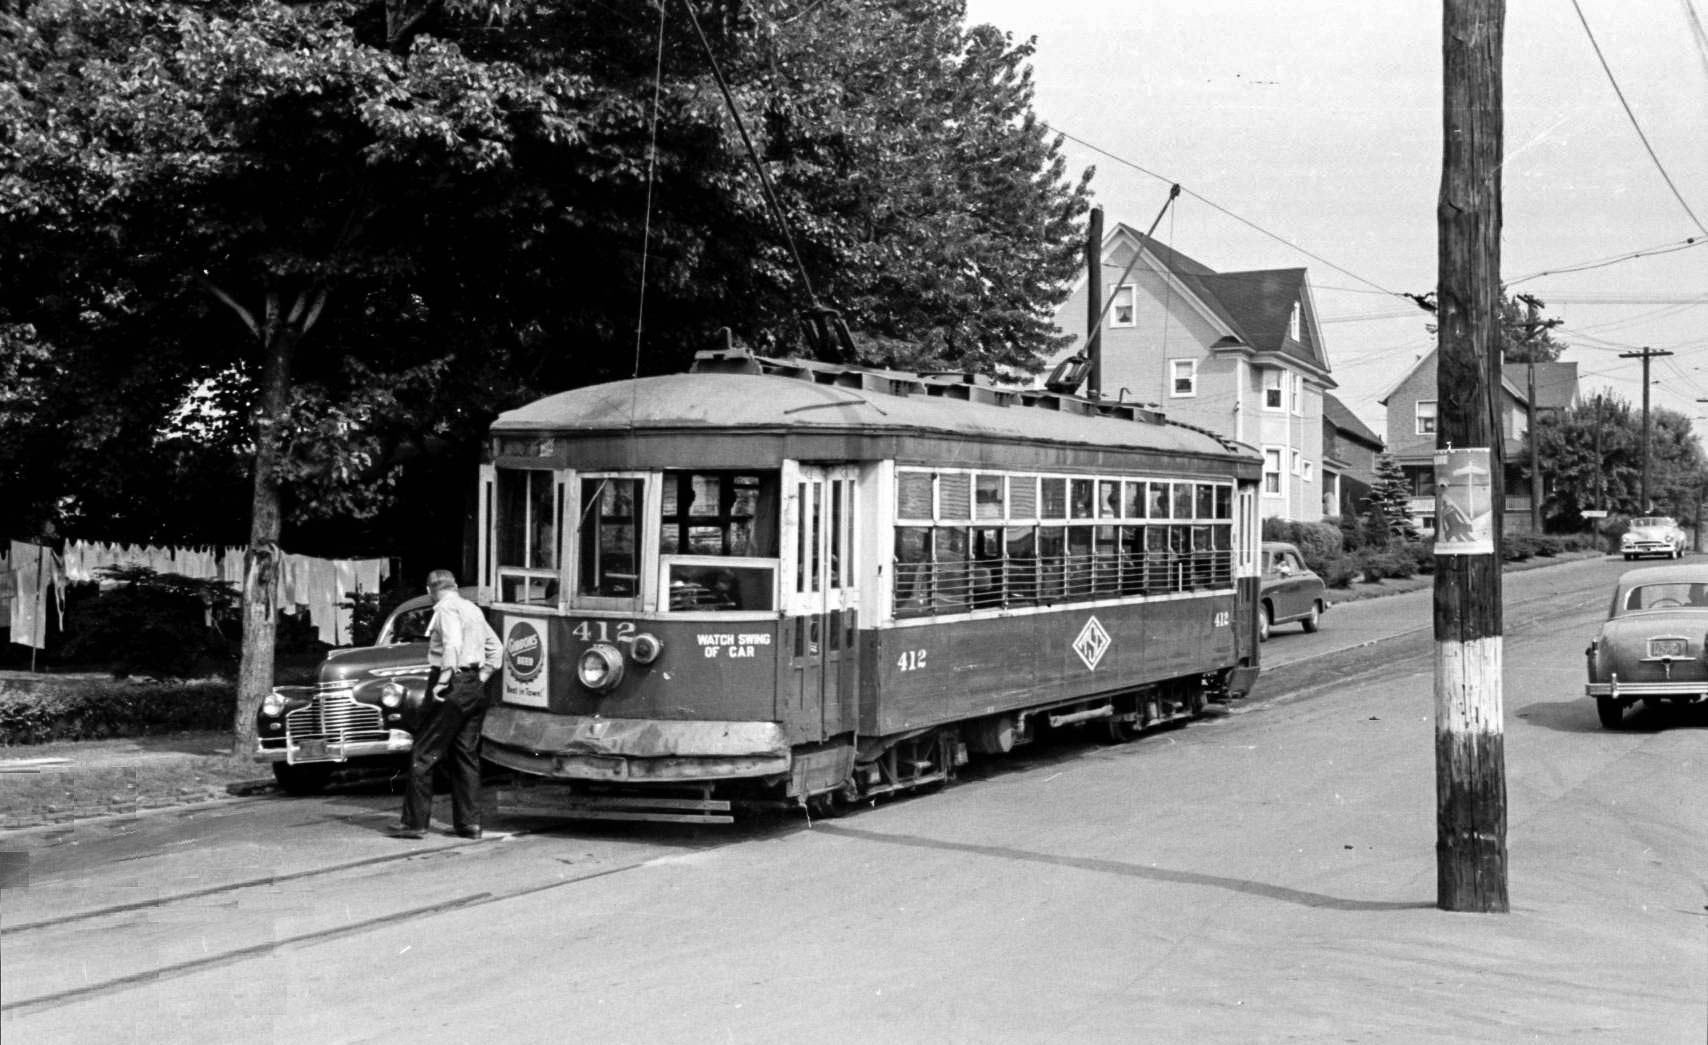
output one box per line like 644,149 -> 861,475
476,347 -> 1263,822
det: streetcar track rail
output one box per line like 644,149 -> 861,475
0,854 -> 658,1017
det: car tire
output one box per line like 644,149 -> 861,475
1623,553 -> 1633,561
1257,604 -> 1271,643
1595,696 -> 1626,730
272,761 -> 334,796
1301,602 -> 1321,633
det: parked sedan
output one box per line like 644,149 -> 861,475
1621,516 -> 1687,560
1584,564 -> 1708,729
1259,541 -> 1327,642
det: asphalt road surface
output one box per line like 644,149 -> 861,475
3,555 -> 1704,1043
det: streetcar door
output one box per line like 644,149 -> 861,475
783,464 -> 859,740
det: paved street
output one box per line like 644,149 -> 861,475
3,556 -> 1705,1043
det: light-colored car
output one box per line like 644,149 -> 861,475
1621,516 -> 1687,560
1584,564 -> 1708,729
1259,541 -> 1327,642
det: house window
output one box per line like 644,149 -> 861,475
1303,460 -> 1314,483
1109,284 -> 1136,327
1291,449 -> 1302,475
1169,359 -> 1197,397
1263,448 -> 1282,495
1291,374 -> 1304,416
1416,400 -> 1437,435
1263,369 -> 1284,410
1288,302 -> 1301,343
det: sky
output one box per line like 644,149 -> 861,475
961,0 -> 1708,438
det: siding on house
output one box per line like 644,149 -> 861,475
1048,226 -> 1337,523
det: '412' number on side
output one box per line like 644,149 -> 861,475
897,649 -> 928,672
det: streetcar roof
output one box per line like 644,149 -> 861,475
494,356 -> 1258,469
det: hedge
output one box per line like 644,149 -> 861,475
0,677 -> 235,745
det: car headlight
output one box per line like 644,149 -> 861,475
577,643 -> 626,692
380,683 -> 405,708
262,692 -> 288,717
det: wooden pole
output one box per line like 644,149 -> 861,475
1435,0 -> 1509,913
1621,347 -> 1673,511
1086,205 -> 1104,400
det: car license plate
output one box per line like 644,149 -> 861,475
1650,638 -> 1687,658
555,754 -> 626,780
296,739 -> 330,762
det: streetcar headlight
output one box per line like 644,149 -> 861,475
577,643 -> 626,692
630,632 -> 663,665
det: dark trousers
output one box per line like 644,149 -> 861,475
401,669 -> 488,832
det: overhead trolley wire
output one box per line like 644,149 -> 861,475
1570,0 -> 1708,238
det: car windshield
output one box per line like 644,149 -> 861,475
1622,582 -> 1708,612
1632,518 -> 1674,528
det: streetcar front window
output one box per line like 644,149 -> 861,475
495,467 -> 561,605
659,470 -> 780,613
579,478 -> 643,598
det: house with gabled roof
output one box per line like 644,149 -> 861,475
1046,225 -> 1337,522
1322,393 -> 1384,519
1378,348 -> 1579,533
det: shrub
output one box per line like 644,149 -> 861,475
59,568 -> 239,678
1319,554 -> 1360,589
1261,518 -> 1343,574
0,678 -> 235,745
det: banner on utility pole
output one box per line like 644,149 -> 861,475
1434,448 -> 1494,555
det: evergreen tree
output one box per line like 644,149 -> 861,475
1364,452 -> 1416,539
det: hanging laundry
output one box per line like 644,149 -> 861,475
9,541 -> 46,649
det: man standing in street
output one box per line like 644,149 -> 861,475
392,569 -> 503,840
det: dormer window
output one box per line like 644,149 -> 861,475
1288,302 -> 1301,343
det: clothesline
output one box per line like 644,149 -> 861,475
4,539 -> 396,650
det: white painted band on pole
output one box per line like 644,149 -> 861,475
1434,635 -> 1504,734
1434,448 -> 1495,555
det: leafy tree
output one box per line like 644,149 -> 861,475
0,0 -> 1092,750
1529,394 -> 1708,528
1499,292 -> 1566,364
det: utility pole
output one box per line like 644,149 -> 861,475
1434,0 -> 1508,913
1621,347 -> 1672,510
1086,205 -> 1104,400
1512,294 -> 1558,534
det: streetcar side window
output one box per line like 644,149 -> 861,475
578,477 -> 643,598
494,466 -> 561,605
891,468 -> 1237,617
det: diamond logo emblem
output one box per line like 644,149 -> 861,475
1073,615 -> 1111,671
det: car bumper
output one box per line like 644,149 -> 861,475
1586,681 -> 1708,700
254,731 -> 413,764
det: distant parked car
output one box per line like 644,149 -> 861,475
1585,564 -> 1708,729
1621,516 -> 1687,560
253,590 -> 458,794
1259,542 -> 1327,642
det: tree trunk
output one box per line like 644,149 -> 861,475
230,291 -> 307,757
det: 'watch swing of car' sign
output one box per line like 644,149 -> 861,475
1434,448 -> 1494,555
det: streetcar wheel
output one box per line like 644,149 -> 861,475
1105,715 -> 1142,743
1257,604 -> 1272,643
1595,697 -> 1626,730
272,761 -> 333,796
1301,603 -> 1321,633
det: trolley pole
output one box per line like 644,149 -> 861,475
1086,205 -> 1104,399
1434,0 -> 1509,913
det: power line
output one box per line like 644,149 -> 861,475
1042,122 -> 1411,302
1570,0 -> 1708,237
1505,236 -> 1706,285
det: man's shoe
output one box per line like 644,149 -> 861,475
388,824 -> 427,840
453,826 -> 483,840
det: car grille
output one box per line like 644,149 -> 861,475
285,690 -> 385,741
